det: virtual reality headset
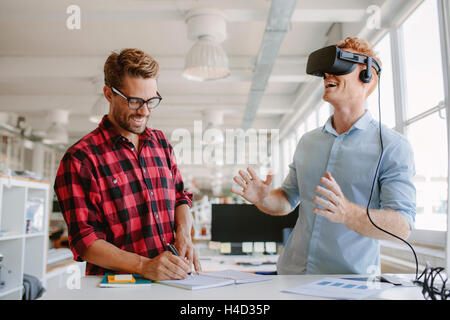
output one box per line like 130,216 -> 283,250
306,45 -> 381,83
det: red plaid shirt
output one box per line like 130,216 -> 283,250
54,115 -> 193,275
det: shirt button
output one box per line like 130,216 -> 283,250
150,191 -> 153,196
155,214 -> 159,219
131,147 -> 135,151
113,179 -> 117,184
143,169 -> 146,173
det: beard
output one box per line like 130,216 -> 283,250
111,107 -> 149,135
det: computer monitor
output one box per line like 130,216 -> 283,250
211,204 -> 299,243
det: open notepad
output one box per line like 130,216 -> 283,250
157,269 -> 273,290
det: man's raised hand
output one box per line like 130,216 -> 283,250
230,167 -> 273,205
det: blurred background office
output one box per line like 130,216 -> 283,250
0,0 -> 449,299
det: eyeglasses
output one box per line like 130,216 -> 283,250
111,86 -> 162,110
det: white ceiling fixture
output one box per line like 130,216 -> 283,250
89,95 -> 109,124
43,109 -> 69,145
183,9 -> 230,81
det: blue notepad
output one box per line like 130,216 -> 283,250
99,273 -> 152,288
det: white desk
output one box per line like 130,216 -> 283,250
40,274 -> 424,300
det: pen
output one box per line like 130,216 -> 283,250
166,243 -> 192,275
166,243 -> 180,256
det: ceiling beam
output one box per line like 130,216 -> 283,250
0,55 -> 310,84
241,0 -> 299,129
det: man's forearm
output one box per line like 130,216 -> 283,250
82,239 -> 146,275
256,188 -> 293,216
344,203 -> 411,241
174,204 -> 193,238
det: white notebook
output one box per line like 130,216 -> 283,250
157,269 -> 272,290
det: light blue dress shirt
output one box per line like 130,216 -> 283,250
278,111 -> 416,275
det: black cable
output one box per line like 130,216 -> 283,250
413,264 -> 449,300
363,70 -> 449,300
365,74 -> 420,280
357,54 -> 447,299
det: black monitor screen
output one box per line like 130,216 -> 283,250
211,204 -> 299,243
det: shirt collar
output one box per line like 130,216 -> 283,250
98,115 -> 156,148
322,110 -> 373,136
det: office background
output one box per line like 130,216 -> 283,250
0,0 -> 449,299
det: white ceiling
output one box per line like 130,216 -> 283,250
0,0 -> 415,192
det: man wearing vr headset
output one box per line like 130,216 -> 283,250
232,37 -> 415,275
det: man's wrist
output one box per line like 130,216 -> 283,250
175,226 -> 192,240
254,196 -> 269,209
136,254 -> 146,276
344,201 -> 364,231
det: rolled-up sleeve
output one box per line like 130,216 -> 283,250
168,145 -> 193,208
53,153 -> 105,261
379,137 -> 416,230
281,160 -> 301,210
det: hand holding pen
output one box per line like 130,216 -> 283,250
167,243 -> 193,275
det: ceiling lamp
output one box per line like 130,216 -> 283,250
89,95 -> 109,124
43,109 -> 69,145
183,9 -> 230,81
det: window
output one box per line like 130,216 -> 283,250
288,134 -> 297,160
401,0 -> 448,231
367,33 -> 396,129
281,138 -> 290,179
402,0 -> 444,119
318,102 -> 331,127
296,123 -> 306,141
306,111 -> 317,131
407,111 -> 447,231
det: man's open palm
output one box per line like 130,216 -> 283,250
231,167 -> 273,205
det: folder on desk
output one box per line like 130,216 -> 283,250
157,269 -> 273,290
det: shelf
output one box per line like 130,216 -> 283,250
0,233 -> 23,241
46,259 -> 78,279
0,176 -> 50,300
47,248 -> 72,265
0,286 -> 23,298
193,235 -> 211,241
0,174 -> 50,185
24,232 -> 45,238
0,232 -> 45,241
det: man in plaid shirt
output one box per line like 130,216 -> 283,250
54,48 -> 200,280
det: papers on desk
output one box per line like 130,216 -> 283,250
158,274 -> 234,290
282,277 -> 394,300
199,269 -> 273,284
158,269 -> 273,290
